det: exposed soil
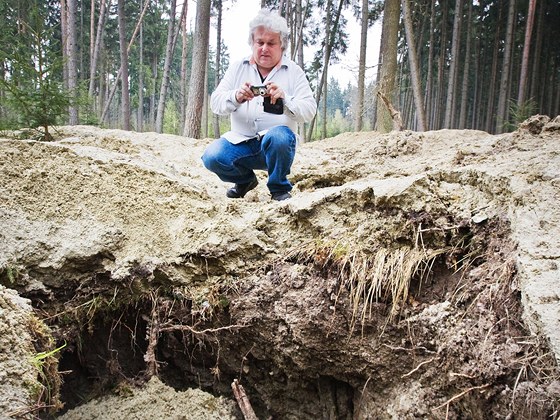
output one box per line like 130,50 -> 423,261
1,116 -> 559,419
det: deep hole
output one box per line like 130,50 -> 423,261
54,294 -> 358,419
58,304 -> 149,413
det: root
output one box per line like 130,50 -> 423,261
434,384 -> 490,411
401,357 -> 435,378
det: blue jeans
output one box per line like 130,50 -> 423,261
201,125 -> 297,194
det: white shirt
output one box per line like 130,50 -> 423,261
210,56 -> 317,144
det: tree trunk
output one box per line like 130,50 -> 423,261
117,0 -> 130,130
180,5 -> 189,132
155,0 -> 177,133
458,0 -> 472,129
485,2 -> 503,133
61,0 -> 69,91
183,0 -> 211,139
443,0 -> 463,129
306,0 -> 345,140
100,0 -> 150,126
354,0 -> 368,131
89,0 -> 109,98
150,55 -> 158,130
67,0 -> 79,124
425,0 -> 435,130
213,0 -> 223,139
376,0 -> 400,133
137,0 -> 144,132
321,69 -> 328,139
517,0 -> 537,105
496,0 -> 516,133
401,0 -> 427,131
530,0 -> 544,105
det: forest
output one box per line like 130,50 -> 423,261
0,0 -> 558,141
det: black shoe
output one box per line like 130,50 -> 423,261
226,178 -> 258,198
271,191 -> 291,201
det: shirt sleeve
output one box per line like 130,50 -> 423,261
283,65 -> 317,124
210,61 -> 244,116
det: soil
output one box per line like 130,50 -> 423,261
1,116 -> 559,419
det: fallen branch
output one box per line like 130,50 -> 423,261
434,384 -> 490,410
377,91 -> 403,131
232,379 -> 258,420
401,357 -> 435,378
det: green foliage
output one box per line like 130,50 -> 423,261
505,98 -> 538,132
0,4 -> 70,140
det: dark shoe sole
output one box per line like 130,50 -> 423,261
271,191 -> 291,201
226,178 -> 258,198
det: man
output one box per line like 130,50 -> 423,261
202,9 -> 317,201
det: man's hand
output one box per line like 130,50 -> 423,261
265,82 -> 285,105
235,82 -> 256,103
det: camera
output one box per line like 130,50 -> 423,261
250,85 -> 268,96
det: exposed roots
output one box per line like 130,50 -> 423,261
287,239 -> 448,331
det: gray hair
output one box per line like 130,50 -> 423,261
248,9 -> 289,51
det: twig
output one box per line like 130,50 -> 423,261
232,379 -> 258,420
401,357 -> 435,378
435,384 -> 490,410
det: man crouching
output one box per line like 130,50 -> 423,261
202,9 -> 317,201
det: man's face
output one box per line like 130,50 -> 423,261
252,27 -> 283,73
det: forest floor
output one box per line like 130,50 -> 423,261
1,117 -> 559,419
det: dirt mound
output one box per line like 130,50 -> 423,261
1,118 -> 559,418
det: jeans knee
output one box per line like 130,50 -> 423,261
201,142 -> 228,172
262,126 -> 296,151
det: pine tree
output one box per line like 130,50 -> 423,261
0,4 -> 70,140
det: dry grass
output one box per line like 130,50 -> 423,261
288,239 -> 448,331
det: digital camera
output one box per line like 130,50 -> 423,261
250,85 -> 268,96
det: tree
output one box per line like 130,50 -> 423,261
354,0 -> 368,131
518,0 -> 537,105
117,0 -> 130,130
88,0 -> 109,98
155,0 -> 177,133
496,0 -> 516,133
376,0 -> 400,132
0,4 -> 69,139
183,0 -> 211,138
213,0 -> 223,139
307,0 -> 347,140
100,0 -> 150,126
401,0 -> 426,131
65,0 -> 79,124
443,0 -> 463,129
